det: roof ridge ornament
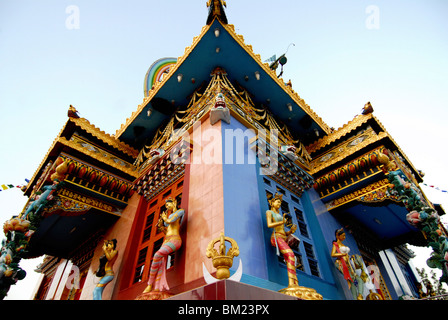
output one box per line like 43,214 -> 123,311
206,0 -> 228,25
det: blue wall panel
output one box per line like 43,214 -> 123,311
219,116 -> 349,299
221,116 -> 268,280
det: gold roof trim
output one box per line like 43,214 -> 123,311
308,112 -> 422,179
115,23 -> 212,138
371,114 -> 422,180
310,132 -> 388,175
25,116 -> 140,194
115,17 -> 331,138
221,22 -> 331,135
307,113 -> 374,154
24,121 -> 70,194
58,137 -> 138,178
69,117 -> 138,158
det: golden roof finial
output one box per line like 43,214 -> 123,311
206,0 -> 228,25
68,105 -> 80,118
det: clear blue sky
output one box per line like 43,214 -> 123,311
1,0 -> 447,299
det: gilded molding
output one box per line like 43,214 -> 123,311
115,24 -> 212,138
371,115 -> 422,181
310,132 -> 388,175
69,117 -> 138,158
307,113 -> 374,154
58,137 -> 138,178
115,17 -> 332,138
306,112 -> 422,181
312,126 -> 376,166
24,121 -> 71,195
325,178 -> 399,211
221,22 -> 331,135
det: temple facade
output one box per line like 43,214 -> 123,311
1,2 -> 446,301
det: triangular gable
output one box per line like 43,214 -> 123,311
116,17 -> 331,149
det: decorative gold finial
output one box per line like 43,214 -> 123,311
68,105 -> 80,118
206,0 -> 228,25
206,232 -> 239,279
362,101 -> 373,115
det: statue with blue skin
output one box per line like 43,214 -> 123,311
22,181 -> 59,219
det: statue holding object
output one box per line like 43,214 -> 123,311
93,239 -> 118,300
266,193 -> 322,300
331,228 -> 369,300
138,197 -> 185,300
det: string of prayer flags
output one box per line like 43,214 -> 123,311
422,183 -> 448,193
0,179 -> 29,192
0,184 -> 21,191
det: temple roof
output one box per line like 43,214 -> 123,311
307,106 -> 423,182
116,15 -> 331,150
24,106 -> 138,196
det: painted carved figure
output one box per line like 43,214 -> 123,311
93,239 -> 118,300
22,181 -> 60,219
280,145 -> 298,162
266,193 -> 298,287
331,228 -> 366,300
142,197 -> 185,297
210,92 -> 231,125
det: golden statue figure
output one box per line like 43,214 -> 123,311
266,193 -> 322,300
266,193 -> 298,287
138,197 -> 185,300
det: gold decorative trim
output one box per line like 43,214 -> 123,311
306,112 -> 422,181
310,132 -> 388,175
69,117 -> 138,158
58,137 -> 138,178
70,134 -> 135,172
312,126 -> 375,166
325,178 -> 394,211
115,23 -> 212,138
307,113 -> 374,154
222,22 -> 331,135
371,115 -> 422,181
57,188 -> 122,217
115,18 -> 331,139
24,121 -> 71,195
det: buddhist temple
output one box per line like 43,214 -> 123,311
1,1 -> 446,301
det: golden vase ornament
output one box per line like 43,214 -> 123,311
206,232 -> 239,280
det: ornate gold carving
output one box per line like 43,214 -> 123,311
306,112 -> 423,182
310,132 -> 388,175
206,232 -> 239,280
307,113 -> 374,155
58,137 -> 138,178
325,178 -> 399,211
69,117 -> 138,158
116,18 -> 331,139
55,188 -> 121,216
312,126 -> 375,166
279,285 -> 323,300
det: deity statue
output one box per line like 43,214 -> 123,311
93,239 -> 118,300
141,197 -> 185,299
331,228 -> 366,300
266,193 -> 298,287
265,193 -> 323,300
